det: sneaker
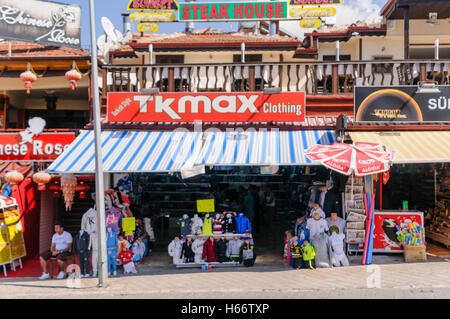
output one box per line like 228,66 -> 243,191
92,272 -> 97,277
39,272 -> 50,280
113,271 -> 117,276
84,274 -> 90,278
56,271 -> 66,279
80,274 -> 85,278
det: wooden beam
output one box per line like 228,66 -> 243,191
404,5 -> 410,59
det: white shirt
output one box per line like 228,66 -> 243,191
306,218 -> 329,238
326,217 -> 347,235
52,231 -> 72,251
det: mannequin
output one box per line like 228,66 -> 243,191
105,207 -> 123,234
223,212 -> 236,234
191,214 -> 203,235
168,236 -> 184,264
143,217 -> 156,242
235,212 -> 252,234
329,229 -> 350,267
118,247 -> 137,274
212,213 -> 224,235
181,237 -> 195,263
326,212 -> 346,235
239,237 -> 256,267
106,227 -> 118,276
215,236 -> 228,263
81,207 -> 97,277
294,216 -> 310,245
226,235 -> 242,262
306,206 -> 328,238
202,213 -> 213,235
131,237 -> 144,265
202,236 -> 217,262
179,214 -> 192,238
192,236 -> 205,263
308,209 -> 332,268
73,230 -> 90,278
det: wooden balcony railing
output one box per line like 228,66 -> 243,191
100,60 -> 450,98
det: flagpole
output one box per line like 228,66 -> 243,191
88,0 -> 108,287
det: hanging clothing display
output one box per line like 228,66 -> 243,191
118,249 -> 137,274
81,208 -> 97,235
222,213 -> 236,234
178,215 -> 192,238
105,207 -> 123,234
212,215 -> 224,235
190,214 -> 203,235
106,228 -> 118,275
168,238 -> 183,264
329,232 -> 350,267
202,215 -> 213,235
143,217 -> 156,242
215,238 -> 228,263
239,241 -> 256,267
202,238 -> 217,262
181,240 -> 195,263
72,230 -> 90,276
131,241 -> 144,263
310,232 -> 333,268
306,217 -> 329,238
226,238 -> 243,262
290,242 -> 303,269
192,238 -> 205,263
301,242 -> 316,269
235,213 -> 252,234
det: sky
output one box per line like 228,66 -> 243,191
54,0 -> 389,50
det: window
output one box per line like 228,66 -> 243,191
373,56 -> 393,74
155,55 -> 184,64
323,55 -> 351,61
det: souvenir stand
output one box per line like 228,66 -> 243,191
344,175 -> 366,255
0,195 -> 26,276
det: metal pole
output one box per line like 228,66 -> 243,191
88,0 -> 108,287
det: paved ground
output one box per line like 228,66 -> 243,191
0,253 -> 449,299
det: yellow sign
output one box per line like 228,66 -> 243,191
137,23 -> 159,33
0,207 -> 26,264
197,199 -> 215,213
130,12 -> 175,22
300,19 -> 322,28
122,217 -> 136,237
289,0 -> 341,5
289,7 -> 336,18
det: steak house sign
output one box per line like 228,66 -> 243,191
0,0 -> 81,48
107,92 -> 306,123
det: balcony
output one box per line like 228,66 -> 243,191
99,59 -> 450,116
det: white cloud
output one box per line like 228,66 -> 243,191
280,0 -> 383,39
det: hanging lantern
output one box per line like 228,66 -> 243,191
61,174 -> 77,211
47,184 -> 61,198
20,70 -> 37,94
32,171 -> 52,191
65,69 -> 82,90
5,170 -> 24,185
76,182 -> 90,199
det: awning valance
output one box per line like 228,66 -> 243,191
195,130 -> 336,166
349,131 -> 450,164
47,130 -> 203,173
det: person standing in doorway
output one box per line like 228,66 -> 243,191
264,186 -> 276,229
241,186 -> 255,226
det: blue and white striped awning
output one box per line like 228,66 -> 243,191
195,130 -> 335,166
47,130 -> 203,173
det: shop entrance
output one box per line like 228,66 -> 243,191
123,165 -> 333,267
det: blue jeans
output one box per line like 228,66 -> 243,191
107,249 -> 117,273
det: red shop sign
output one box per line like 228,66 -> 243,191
107,92 -> 306,123
0,132 -> 76,161
372,211 -> 424,253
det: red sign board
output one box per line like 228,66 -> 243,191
107,92 -> 306,123
0,132 -> 76,162
372,211 -> 424,253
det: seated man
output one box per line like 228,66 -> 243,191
39,223 -> 73,280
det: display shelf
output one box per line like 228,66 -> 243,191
185,233 -> 252,239
344,176 -> 366,254
176,261 -> 241,268
426,227 -> 450,248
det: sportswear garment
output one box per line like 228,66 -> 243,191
106,229 -> 118,273
181,240 -> 195,263
118,239 -> 130,252
107,249 -> 117,274
202,216 -> 213,235
301,242 -> 316,270
52,231 -> 72,251
116,176 -> 134,192
90,232 -> 98,274
118,249 -> 135,273
226,239 -> 243,259
202,238 -> 217,262
239,242 -> 256,267
190,215 -> 203,236
192,238 -> 205,263
81,208 -> 97,235
222,214 -> 236,233
235,213 -> 252,234
72,231 -> 90,276
105,207 -> 123,234
306,218 -> 329,238
310,232 -> 333,268
294,221 -> 310,245
326,217 -> 346,235
329,232 -> 350,267
131,242 -> 143,263
168,239 -> 184,264
215,238 -> 228,263
179,217 -> 192,238
212,217 -> 224,235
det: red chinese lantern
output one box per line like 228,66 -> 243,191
65,69 -> 82,90
20,70 -> 37,94
5,170 -> 24,185
47,184 -> 61,198
76,182 -> 90,199
32,171 -> 52,191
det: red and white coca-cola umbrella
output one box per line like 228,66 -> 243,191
305,142 -> 395,176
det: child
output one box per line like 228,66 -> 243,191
289,236 -> 303,269
301,240 -> 316,270
117,247 -> 137,274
